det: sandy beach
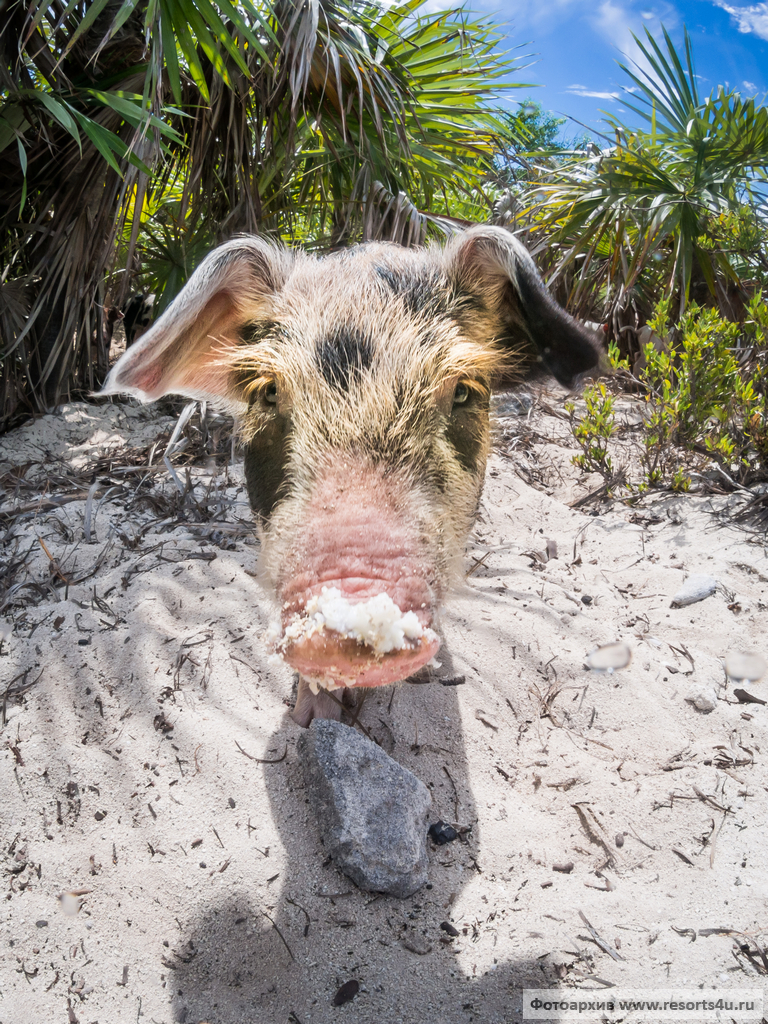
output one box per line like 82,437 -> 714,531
2,388 -> 767,1024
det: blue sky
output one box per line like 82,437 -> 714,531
473,1 -> 768,137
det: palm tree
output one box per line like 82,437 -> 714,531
0,0 -> 523,429
512,27 -> 768,338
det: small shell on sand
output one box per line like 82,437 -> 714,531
670,574 -> 718,608
724,651 -> 767,683
585,642 -> 632,673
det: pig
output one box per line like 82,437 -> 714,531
101,226 -> 603,726
123,292 -> 156,346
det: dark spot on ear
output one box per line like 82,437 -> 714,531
447,285 -> 484,316
316,326 -> 374,390
243,414 -> 290,519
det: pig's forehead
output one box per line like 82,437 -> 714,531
268,245 -> 482,345
281,246 -> 442,307
258,303 -> 466,391
234,245 -> 507,388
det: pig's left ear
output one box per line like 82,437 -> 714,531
101,237 -> 292,407
444,226 -> 605,387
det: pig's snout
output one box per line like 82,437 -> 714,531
280,585 -> 442,688
281,625 -> 440,691
271,465 -> 441,690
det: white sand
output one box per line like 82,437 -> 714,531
1,390 -> 767,1024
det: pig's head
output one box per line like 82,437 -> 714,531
102,227 -> 602,723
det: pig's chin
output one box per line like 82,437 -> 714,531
280,631 -> 440,689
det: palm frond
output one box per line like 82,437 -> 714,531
1,0 -> 530,427
514,24 -> 768,333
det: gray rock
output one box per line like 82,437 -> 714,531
298,719 -> 431,897
492,391 -> 533,418
685,686 -> 718,713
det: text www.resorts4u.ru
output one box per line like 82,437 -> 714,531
523,989 -> 764,1021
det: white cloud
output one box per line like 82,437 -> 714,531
590,1 -> 635,50
496,0 -> 677,64
588,2 -> 668,77
743,79 -> 758,92
591,3 -> 678,57
566,86 -> 622,99
715,2 -> 768,41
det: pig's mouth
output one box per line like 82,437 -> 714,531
273,586 -> 440,691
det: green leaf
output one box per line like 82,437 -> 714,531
17,135 -> 28,215
33,90 -> 82,151
71,109 -> 128,174
84,89 -> 182,141
162,0 -> 211,102
16,136 -> 27,177
158,4 -> 183,104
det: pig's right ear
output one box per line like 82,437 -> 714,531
101,237 -> 292,407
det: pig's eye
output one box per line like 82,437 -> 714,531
453,381 -> 471,406
263,381 -> 278,405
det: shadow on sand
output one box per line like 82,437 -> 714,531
166,642 -> 556,1024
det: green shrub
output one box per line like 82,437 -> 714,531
566,383 -> 616,477
639,298 -> 767,488
567,295 -> 768,493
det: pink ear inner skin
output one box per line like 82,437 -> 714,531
132,362 -> 163,398
113,294 -> 241,400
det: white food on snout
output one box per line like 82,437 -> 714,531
280,587 -> 436,655
306,677 -> 343,694
271,588 -> 439,692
